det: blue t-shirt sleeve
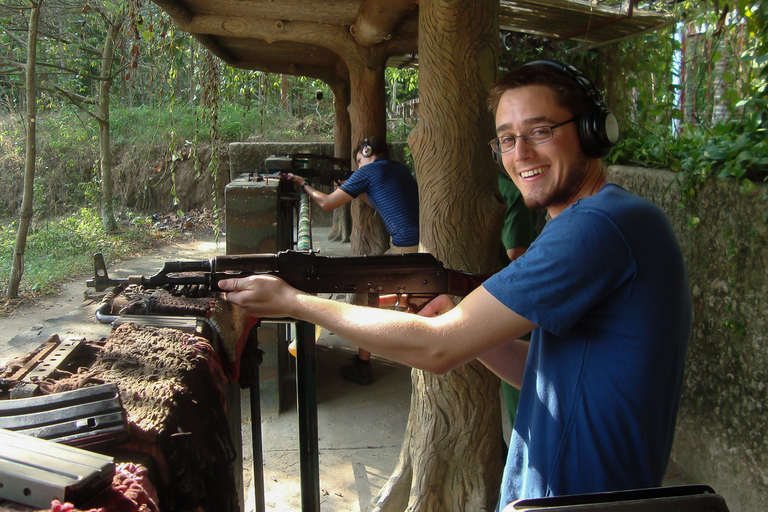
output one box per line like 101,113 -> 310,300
483,210 -> 635,336
339,167 -> 369,198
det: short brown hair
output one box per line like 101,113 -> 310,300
487,62 -> 594,119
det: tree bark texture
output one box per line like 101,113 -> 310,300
7,0 -> 43,299
328,78 -> 352,243
412,0 -> 502,269
347,52 -> 390,256
374,1 -> 505,510
374,364 -> 505,512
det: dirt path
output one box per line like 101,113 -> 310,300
0,232 -> 224,366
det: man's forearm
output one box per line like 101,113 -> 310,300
292,293 -> 451,371
301,183 -> 353,211
218,267 -> 535,377
478,339 -> 530,388
287,286 -> 535,376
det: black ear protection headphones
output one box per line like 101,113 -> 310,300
361,139 -> 373,158
527,60 -> 619,158
492,60 -> 619,167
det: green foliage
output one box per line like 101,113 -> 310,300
109,103 -> 274,148
386,67 -> 419,107
0,106 -> 100,219
0,208 -> 169,299
499,1 -> 768,206
387,118 -> 415,142
602,1 -> 768,220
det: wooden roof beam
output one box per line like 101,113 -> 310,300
152,0 -> 193,26
556,0 -> 635,41
180,15 -> 352,49
350,0 -> 418,46
179,14 -> 416,67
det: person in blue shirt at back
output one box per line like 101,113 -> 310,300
223,61 -> 692,510
286,137 -> 419,384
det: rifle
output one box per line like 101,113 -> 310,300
86,251 -> 489,311
263,153 -> 353,186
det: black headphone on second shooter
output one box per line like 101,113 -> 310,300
361,138 -> 373,158
492,60 -> 620,167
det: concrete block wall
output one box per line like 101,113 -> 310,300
609,166 -> 767,512
228,141 -> 410,183
229,141 -> 409,228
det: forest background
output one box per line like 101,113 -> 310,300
0,0 -> 766,305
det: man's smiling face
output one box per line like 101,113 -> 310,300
495,85 -> 594,217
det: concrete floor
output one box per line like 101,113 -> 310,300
241,339 -> 411,512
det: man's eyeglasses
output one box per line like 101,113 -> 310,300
489,117 -> 577,154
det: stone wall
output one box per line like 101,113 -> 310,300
609,165 -> 767,512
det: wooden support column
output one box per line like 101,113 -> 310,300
373,0 -> 506,510
328,77 -> 353,243
347,53 -> 390,256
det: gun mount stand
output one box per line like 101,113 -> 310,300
225,173 -> 321,511
247,320 -> 319,512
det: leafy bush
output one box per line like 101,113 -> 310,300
0,107 -> 100,219
0,207 -> 172,300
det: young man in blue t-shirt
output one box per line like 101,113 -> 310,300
222,62 -> 691,509
286,137 -> 419,384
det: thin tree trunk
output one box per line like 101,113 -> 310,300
280,74 -> 292,115
189,37 -> 196,104
98,20 -> 122,232
7,0 -> 43,299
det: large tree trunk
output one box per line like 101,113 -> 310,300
98,20 -> 122,232
373,1 -> 505,510
7,0 -> 43,299
347,56 -> 389,256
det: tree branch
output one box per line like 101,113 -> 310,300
0,57 -> 26,71
49,85 -> 102,123
0,23 -> 29,46
35,60 -> 108,80
0,2 -> 33,10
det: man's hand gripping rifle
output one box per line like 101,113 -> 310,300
265,154 -> 353,186
87,251 -> 488,313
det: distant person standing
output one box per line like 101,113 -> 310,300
286,137 -> 419,384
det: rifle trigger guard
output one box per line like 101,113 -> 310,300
393,293 -> 408,312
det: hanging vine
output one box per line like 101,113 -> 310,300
196,49 -> 222,239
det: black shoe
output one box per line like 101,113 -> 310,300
340,355 -> 373,385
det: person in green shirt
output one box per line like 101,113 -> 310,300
497,171 -> 537,431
